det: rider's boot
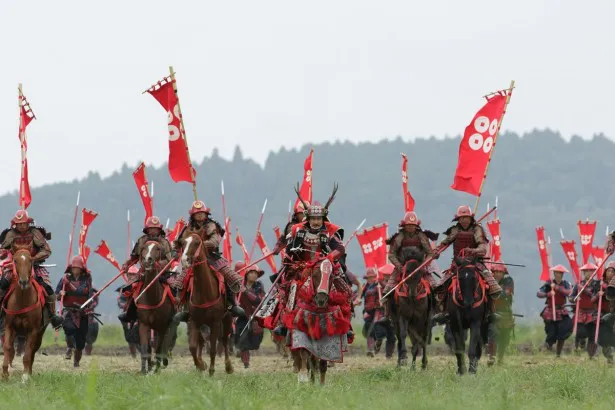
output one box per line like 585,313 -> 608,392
118,301 -> 138,323
226,290 -> 246,318
432,295 -> 449,325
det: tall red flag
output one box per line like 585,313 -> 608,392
133,163 -> 153,223
235,229 -> 250,265
560,240 -> 581,283
536,227 -> 550,281
79,209 -> 98,257
401,154 -> 415,212
294,149 -> 313,208
592,246 -> 606,280
256,232 -> 277,273
577,220 -> 597,265
451,93 -> 508,195
18,88 -> 35,209
356,224 -> 388,270
223,217 -> 233,264
146,75 -> 195,183
486,219 -> 502,262
94,240 -> 121,271
167,218 -> 187,243
83,245 -> 91,264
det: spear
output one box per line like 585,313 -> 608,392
381,205 -> 497,301
288,200 -> 292,223
221,181 -> 228,235
248,199 -> 268,261
344,218 -> 367,247
81,268 -> 128,309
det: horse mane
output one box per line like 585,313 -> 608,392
400,246 -> 424,265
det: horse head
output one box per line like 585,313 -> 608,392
400,247 -> 424,297
455,254 -> 477,309
312,259 -> 334,309
13,249 -> 33,290
140,240 -> 162,273
179,231 -> 204,270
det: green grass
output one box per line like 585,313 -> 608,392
1,355 -> 615,410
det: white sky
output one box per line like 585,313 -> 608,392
0,1 -> 613,195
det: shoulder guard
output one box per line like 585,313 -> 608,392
324,222 -> 343,240
386,232 -> 399,246
444,225 -> 458,236
34,226 -> 51,240
0,228 -> 11,245
423,230 -> 439,241
474,223 -> 489,242
207,218 -> 225,237
291,222 -> 308,237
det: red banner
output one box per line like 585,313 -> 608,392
235,229 -> 250,264
401,154 -> 415,212
592,246 -> 606,280
294,149 -> 313,208
256,232 -> 277,273
18,91 -> 35,209
146,76 -> 195,183
451,93 -> 508,195
83,245 -> 91,263
577,220 -> 597,265
79,209 -> 98,257
133,163 -> 153,223
167,218 -> 186,243
95,240 -> 121,271
356,224 -> 388,270
536,227 -> 550,281
560,240 -> 581,283
223,217 -> 233,263
486,219 -> 501,262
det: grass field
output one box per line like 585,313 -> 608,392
1,324 -> 613,410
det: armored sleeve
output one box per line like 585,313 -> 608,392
55,276 -> 66,295
502,276 -> 514,297
32,228 -> 52,262
388,234 -> 403,268
608,233 -> 615,254
472,225 -> 488,257
537,282 -> 551,298
203,222 -> 221,251
1,230 -> 15,250
438,227 -> 458,247
418,232 -> 434,258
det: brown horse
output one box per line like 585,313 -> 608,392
135,241 -> 175,374
392,254 -> 432,370
178,230 -> 233,376
2,250 -> 48,382
290,259 -> 349,385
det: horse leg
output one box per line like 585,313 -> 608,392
292,350 -> 301,373
138,323 -> 150,375
309,355 -> 317,384
468,320 -> 482,374
154,329 -> 167,373
421,320 -> 429,370
188,321 -> 205,372
208,323 -> 220,377
21,328 -> 37,382
2,327 -> 15,380
397,317 -> 408,367
319,359 -> 327,386
223,319 -> 234,374
409,331 -> 419,371
297,349 -> 309,383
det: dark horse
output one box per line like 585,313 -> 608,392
392,249 -> 431,370
177,230 -> 233,376
135,241 -> 175,374
446,253 -> 488,375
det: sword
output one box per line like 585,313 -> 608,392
485,261 -> 526,268
239,266 -> 286,337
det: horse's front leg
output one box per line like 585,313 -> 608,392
298,349 -> 309,383
208,322 -> 220,377
319,359 -> 327,385
2,326 -> 15,380
223,318 -> 234,374
468,320 -> 482,374
138,321 -> 150,375
397,317 -> 408,367
21,327 -> 37,382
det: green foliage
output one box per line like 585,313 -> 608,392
0,130 -> 611,321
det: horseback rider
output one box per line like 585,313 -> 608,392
382,211 -> 436,297
118,215 -> 175,323
487,262 -> 514,365
432,205 -> 503,324
0,209 -> 63,328
56,255 -> 94,367
570,263 -> 599,353
537,264 -> 573,357
172,200 -> 246,323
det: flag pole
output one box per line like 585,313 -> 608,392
169,66 -> 198,201
126,209 -> 131,259
248,199 -> 268,261
473,80 -> 515,214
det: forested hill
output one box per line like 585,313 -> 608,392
1,129 -> 613,319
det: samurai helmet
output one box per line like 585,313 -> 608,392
549,264 -> 569,273
400,211 -> 421,227
294,182 -> 338,219
143,216 -> 164,233
11,209 -> 33,226
189,200 -> 211,216
607,261 -> 615,271
65,255 -> 90,273
364,267 -> 378,279
453,205 -> 474,221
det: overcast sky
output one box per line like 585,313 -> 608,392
0,1 -> 613,196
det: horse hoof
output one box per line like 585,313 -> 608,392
410,362 -> 416,371
225,364 -> 234,374
162,358 -> 169,367
297,373 -> 309,383
208,369 -> 215,377
21,374 -> 29,384
398,359 -> 408,367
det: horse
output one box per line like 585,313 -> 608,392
392,250 -> 432,369
2,249 -> 48,382
287,259 -> 351,385
446,253 -> 488,375
135,241 -> 175,374
178,230 -> 233,376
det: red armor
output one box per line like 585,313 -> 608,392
12,231 -> 35,253
577,283 -> 594,310
452,230 -> 477,257
401,235 -> 422,248
363,283 -> 379,311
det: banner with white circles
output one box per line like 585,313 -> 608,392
486,218 -> 501,262
577,220 -> 596,265
536,226 -> 551,281
451,93 -> 507,196
356,224 -> 388,275
560,240 -> 581,283
592,246 -> 606,280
